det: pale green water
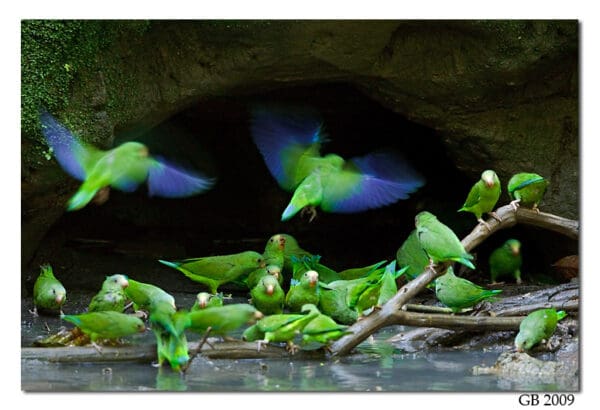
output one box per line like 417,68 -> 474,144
20,293 -> 574,392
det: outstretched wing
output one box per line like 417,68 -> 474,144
250,105 -> 325,190
147,156 -> 216,198
321,151 -> 425,213
39,108 -> 102,180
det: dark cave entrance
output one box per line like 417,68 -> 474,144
25,83 -> 576,293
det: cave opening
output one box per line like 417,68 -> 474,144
25,82 -> 574,293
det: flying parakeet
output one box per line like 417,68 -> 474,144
250,105 -> 425,221
60,311 -> 146,349
285,269 -> 320,312
158,251 -> 266,294
458,169 -> 502,230
39,109 -> 215,211
191,292 -> 224,311
250,275 -> 285,315
245,264 -> 283,290
415,211 -> 475,270
300,303 -> 351,351
31,264 -> 67,316
514,308 -> 567,352
88,274 -> 129,312
435,267 -> 502,313
396,229 -> 430,281
244,303 -> 320,353
186,303 -> 263,336
489,239 -> 523,284
507,172 -> 549,212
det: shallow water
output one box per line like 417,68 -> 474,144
21,292 -> 574,392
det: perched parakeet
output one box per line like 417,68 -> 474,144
377,262 -> 405,307
158,251 -> 266,294
123,278 -> 176,313
250,275 -> 285,315
262,234 -> 286,267
246,264 -> 283,290
337,260 -> 388,281
415,211 -> 475,270
285,270 -> 320,312
435,267 -> 502,313
507,172 -> 549,211
39,109 -> 215,211
191,292 -> 224,311
186,304 -> 263,336
88,274 -> 129,312
396,229 -> 430,281
244,303 -> 320,353
60,311 -> 146,348
458,170 -> 502,230
31,264 -> 67,316
514,308 -> 567,352
348,262 -> 406,315
489,239 -> 523,284
280,234 -> 313,273
250,105 -> 425,221
300,304 -> 351,350
317,284 -> 358,325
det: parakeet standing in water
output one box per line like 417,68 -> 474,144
60,311 -> 145,350
300,304 -> 351,351
88,274 -> 129,312
415,211 -> 475,270
435,267 -> 502,313
507,172 -> 549,212
250,275 -> 285,315
39,109 -> 215,211
514,308 -> 567,352
186,303 -> 263,337
158,251 -> 265,294
250,105 -> 425,222
458,170 -> 502,230
489,239 -> 523,284
31,264 -> 66,316
191,292 -> 224,311
396,229 -> 430,281
156,310 -> 191,372
285,270 -> 320,312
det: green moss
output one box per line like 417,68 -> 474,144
21,20 -> 150,143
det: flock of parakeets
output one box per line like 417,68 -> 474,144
32,105 -> 563,372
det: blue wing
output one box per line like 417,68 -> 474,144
321,151 -> 425,213
147,156 -> 215,198
250,105 -> 325,190
39,108 -> 99,181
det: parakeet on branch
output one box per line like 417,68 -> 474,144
396,229 -> 430,281
458,169 -> 502,230
435,267 -> 502,313
514,308 -> 566,352
250,105 -> 425,222
300,304 -> 351,351
507,172 -> 549,212
415,211 -> 475,270
489,239 -> 523,284
40,109 -> 215,211
31,264 -> 67,316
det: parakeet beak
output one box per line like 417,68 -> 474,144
199,300 -> 207,309
266,284 -> 274,295
511,245 -> 520,256
121,279 -> 129,288
55,294 -> 64,304
483,176 -> 495,188
253,311 -> 264,320
308,271 -> 319,287
140,146 -> 149,157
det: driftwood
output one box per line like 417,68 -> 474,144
21,338 -> 325,364
329,204 -> 579,357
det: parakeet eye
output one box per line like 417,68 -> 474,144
52,289 -> 56,294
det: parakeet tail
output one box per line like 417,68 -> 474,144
452,257 -> 476,270
67,187 -> 99,211
281,203 -> 301,221
557,310 -> 567,321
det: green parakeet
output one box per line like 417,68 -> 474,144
300,304 -> 351,350
40,109 -> 215,211
415,211 -> 475,270
31,264 -> 66,316
154,309 -> 191,372
186,303 -> 263,336
60,311 -> 146,348
246,264 -> 283,290
458,170 -> 502,230
250,105 -> 424,221
507,172 -> 549,212
489,239 -> 523,284
291,254 -> 340,283
317,284 -> 358,325
514,308 -> 567,352
245,303 -> 321,353
280,233 -> 313,273
396,229 -> 430,281
349,262 -> 406,315
262,234 -> 286,267
191,292 -> 224,311
158,251 -> 266,294
123,278 -> 176,313
337,260 -> 388,281
88,274 -> 129,312
285,269 -> 320,312
250,275 -> 285,315
435,267 -> 502,313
